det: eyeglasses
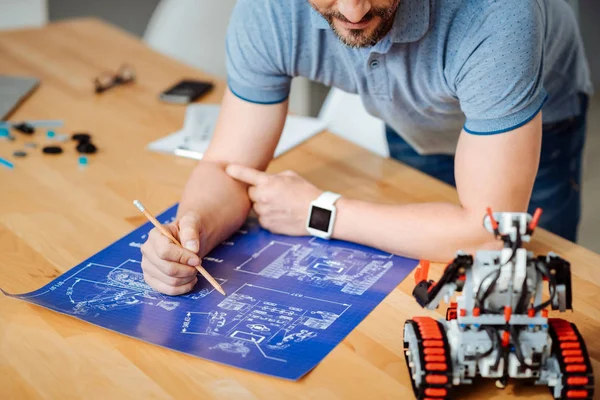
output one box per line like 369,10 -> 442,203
94,64 -> 136,94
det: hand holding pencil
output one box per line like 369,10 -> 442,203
135,200 -> 225,296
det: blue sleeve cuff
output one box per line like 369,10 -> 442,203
464,91 -> 548,135
227,78 -> 289,105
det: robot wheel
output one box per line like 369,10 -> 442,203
404,317 -> 454,400
547,318 -> 594,400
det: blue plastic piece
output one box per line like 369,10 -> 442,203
474,323 -> 481,328
529,324 -> 535,329
78,156 -> 88,166
0,157 -> 14,169
0,128 -> 9,137
47,130 -> 55,138
460,324 -> 466,329
542,324 -> 549,329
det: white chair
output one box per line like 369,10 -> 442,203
0,0 -> 47,31
318,87 -> 389,157
143,0 -> 314,115
143,0 -> 236,79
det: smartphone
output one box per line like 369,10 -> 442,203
159,79 -> 214,104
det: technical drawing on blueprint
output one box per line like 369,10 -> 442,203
1,204 -> 418,380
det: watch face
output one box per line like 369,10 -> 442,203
308,206 -> 332,232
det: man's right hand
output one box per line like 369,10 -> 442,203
140,213 -> 203,295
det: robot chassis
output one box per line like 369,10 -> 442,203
404,209 -> 594,400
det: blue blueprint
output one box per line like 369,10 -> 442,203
2,204 -> 418,380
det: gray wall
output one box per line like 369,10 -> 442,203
48,0 -> 160,37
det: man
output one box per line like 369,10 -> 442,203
141,0 -> 592,295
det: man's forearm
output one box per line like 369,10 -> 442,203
177,160 -> 251,257
333,199 -> 501,261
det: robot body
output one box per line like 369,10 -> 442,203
404,209 -> 593,399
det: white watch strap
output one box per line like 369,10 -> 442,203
315,191 -> 341,206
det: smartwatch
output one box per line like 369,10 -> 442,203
306,191 -> 341,239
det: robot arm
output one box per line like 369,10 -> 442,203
536,254 -> 573,312
412,255 -> 473,310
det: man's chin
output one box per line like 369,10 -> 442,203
332,23 -> 380,48
335,31 -> 378,48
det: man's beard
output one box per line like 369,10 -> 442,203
312,1 -> 400,48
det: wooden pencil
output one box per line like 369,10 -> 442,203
133,200 -> 226,296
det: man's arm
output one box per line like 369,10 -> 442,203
176,88 -> 289,256
140,88 -> 288,295
332,113 -> 542,260
226,112 -> 542,262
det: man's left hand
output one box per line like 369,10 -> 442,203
226,164 -> 322,236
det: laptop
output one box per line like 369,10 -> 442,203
0,76 -> 39,120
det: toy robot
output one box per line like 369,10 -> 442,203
404,208 -> 594,400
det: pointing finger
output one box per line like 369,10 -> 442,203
226,164 -> 270,186
248,186 -> 269,203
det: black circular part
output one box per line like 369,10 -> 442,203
42,145 -> 64,154
14,123 -> 35,134
72,133 -> 91,142
76,142 -> 97,154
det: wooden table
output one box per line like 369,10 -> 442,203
1,19 -> 598,400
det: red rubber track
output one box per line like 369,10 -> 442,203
405,317 -> 454,400
548,318 -> 594,400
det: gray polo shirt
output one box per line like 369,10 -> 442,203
225,0 -> 593,155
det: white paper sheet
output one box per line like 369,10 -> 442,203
148,104 -> 327,160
